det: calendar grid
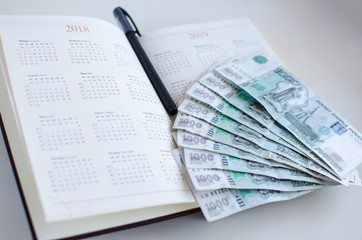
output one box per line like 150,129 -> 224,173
78,73 -> 120,100
126,75 -> 161,104
169,79 -> 189,103
195,44 -> 229,67
107,152 -> 154,186
36,116 -> 85,151
92,112 -> 137,142
25,75 -> 71,107
17,41 -> 59,65
48,157 -> 99,193
68,40 -> 107,64
143,113 -> 172,141
153,51 -> 191,77
159,150 -> 185,185
113,44 -> 142,71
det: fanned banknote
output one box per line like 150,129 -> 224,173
182,148 -> 325,184
178,97 -> 302,154
173,114 -> 342,183
215,55 -> 362,178
185,82 -> 337,178
175,130 -> 340,182
172,148 -> 314,222
198,71 -> 340,177
186,168 -> 326,191
170,54 -> 361,222
198,72 -> 334,164
192,187 -> 311,222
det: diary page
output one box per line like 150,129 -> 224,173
0,16 -> 194,222
141,18 -> 281,104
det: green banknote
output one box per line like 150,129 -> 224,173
185,82 -> 279,140
174,113 -> 339,182
175,130 -> 332,180
198,72 -> 335,173
186,81 -> 333,175
174,113 -> 309,164
171,148 -> 313,222
186,168 -> 325,191
179,97 -> 302,153
198,72 -> 274,128
193,187 -> 311,222
183,148 -> 324,184
215,55 -> 362,178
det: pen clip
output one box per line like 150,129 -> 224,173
121,8 -> 142,37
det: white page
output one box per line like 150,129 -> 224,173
140,18 -> 281,104
0,16 -> 194,222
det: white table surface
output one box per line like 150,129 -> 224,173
0,0 -> 361,239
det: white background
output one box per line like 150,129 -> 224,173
0,0 -> 361,239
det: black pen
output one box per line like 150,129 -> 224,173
113,7 -> 177,115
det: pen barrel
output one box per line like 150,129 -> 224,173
126,32 -> 177,115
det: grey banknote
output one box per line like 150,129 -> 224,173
186,168 -> 325,191
183,148 -> 324,184
171,148 -> 313,222
175,130 -> 335,182
193,187 -> 311,222
178,97 -> 302,153
174,113 -> 340,182
215,55 -> 362,178
198,72 -> 335,173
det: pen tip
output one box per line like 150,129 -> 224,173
167,106 -> 178,115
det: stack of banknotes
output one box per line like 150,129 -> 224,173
171,55 -> 362,222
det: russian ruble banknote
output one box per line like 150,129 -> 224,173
185,81 -> 337,178
182,147 -> 288,170
182,148 -> 325,184
198,71 -> 332,164
198,72 -> 341,177
215,55 -> 362,178
171,148 -> 313,222
174,113 -> 312,166
179,145 -> 285,168
175,130 -> 337,182
198,71 -> 275,128
179,97 -> 301,154
173,113 -> 342,183
186,168 -> 325,191
170,54 -> 361,223
176,126 -> 300,170
193,187 -> 311,222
